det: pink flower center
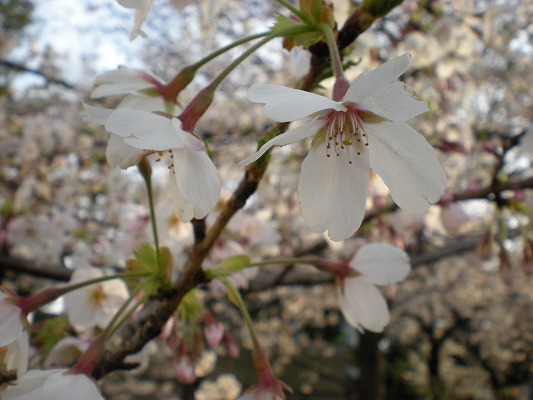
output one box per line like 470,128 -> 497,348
325,107 -> 368,163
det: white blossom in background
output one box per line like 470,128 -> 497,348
2,368 -> 104,400
63,266 -> 129,331
241,54 -> 447,241
0,290 -> 29,378
116,0 -> 153,40
337,243 -> 410,332
44,337 -> 89,368
103,109 -> 222,221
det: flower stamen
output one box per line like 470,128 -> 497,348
325,109 -> 369,162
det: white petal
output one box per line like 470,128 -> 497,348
356,81 -> 429,122
91,67 -> 156,98
367,121 -> 447,213
5,330 -> 29,377
43,372 -> 104,400
118,94 -> 169,113
116,0 -> 148,9
129,0 -> 153,41
106,134 -> 148,169
168,170 -> 194,222
172,148 -> 221,219
248,83 -> 345,122
3,369 -> 60,399
172,119 -> 205,152
105,110 -> 184,151
338,278 -> 390,333
351,243 -> 410,285
344,53 -> 411,102
298,137 -> 369,241
0,299 -> 23,347
82,103 -> 113,125
240,118 -> 325,166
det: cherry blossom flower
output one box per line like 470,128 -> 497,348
116,0 -> 153,40
85,66 -> 221,221
2,368 -> 104,400
103,109 -> 222,221
63,266 -> 129,331
337,243 -> 410,332
241,54 -> 447,241
0,290 -> 29,377
85,67 -> 168,169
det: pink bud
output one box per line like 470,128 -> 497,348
222,332 -> 240,359
499,249 -> 513,287
204,313 -> 224,349
477,233 -> 494,261
174,355 -> 196,385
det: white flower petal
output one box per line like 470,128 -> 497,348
168,170 -> 194,222
367,121 -> 447,213
298,137 -> 369,241
105,110 -> 184,151
172,148 -> 221,219
351,243 -> 410,285
0,297 -> 23,347
3,369 -> 59,399
249,83 -> 345,122
338,278 -> 390,333
129,0 -> 153,41
240,118 -> 325,166
91,67 -> 156,98
5,330 -> 29,377
43,371 -> 104,400
344,53 -> 411,102
116,0 -> 148,8
172,119 -> 205,152
106,134 -> 148,169
356,81 -> 429,122
82,104 -> 113,125
118,94 -> 169,113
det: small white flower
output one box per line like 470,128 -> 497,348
104,109 -> 222,221
116,0 -> 153,40
3,369 -> 104,400
63,267 -> 129,331
337,243 -> 410,333
241,54 -> 447,241
85,67 -> 168,169
0,290 -> 29,377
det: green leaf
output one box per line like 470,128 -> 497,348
206,255 -> 252,279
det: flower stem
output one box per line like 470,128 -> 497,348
275,0 -> 312,24
18,271 -> 151,315
139,158 -> 161,267
104,280 -> 149,340
190,31 -> 271,71
318,23 -> 348,99
220,277 -> 261,349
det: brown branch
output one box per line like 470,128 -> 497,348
0,60 -> 76,89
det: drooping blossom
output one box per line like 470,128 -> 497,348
103,109 -> 222,221
84,68 -> 221,221
2,368 -> 104,400
85,67 -> 169,169
238,348 -> 291,400
116,0 -> 153,40
241,54 -> 447,241
0,289 -> 29,378
336,243 -> 410,332
63,266 -> 129,331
